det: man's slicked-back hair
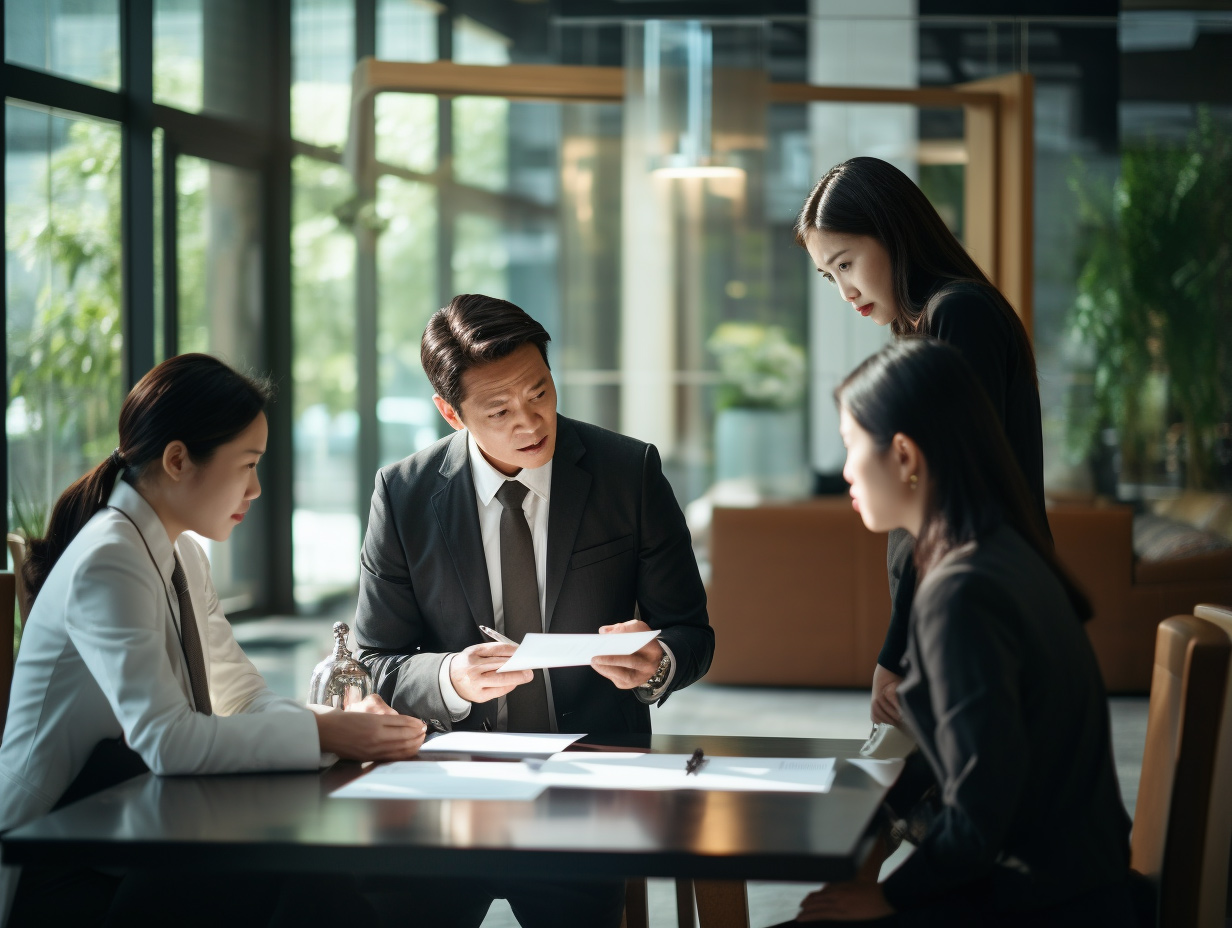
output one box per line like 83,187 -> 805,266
421,294 -> 552,411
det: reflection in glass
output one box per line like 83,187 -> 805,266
155,0 -> 204,113
174,156 -> 267,612
4,0 -> 120,89
5,105 -> 123,543
292,156 -> 360,607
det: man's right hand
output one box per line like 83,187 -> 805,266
871,663 -> 904,725
449,642 -> 533,703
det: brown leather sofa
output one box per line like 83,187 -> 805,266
706,496 -> 1232,693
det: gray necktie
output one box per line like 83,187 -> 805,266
171,555 -> 213,715
496,480 -> 550,732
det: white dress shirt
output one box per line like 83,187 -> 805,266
436,432 -> 673,725
0,478 -> 325,922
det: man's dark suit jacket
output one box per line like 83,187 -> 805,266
353,415 -> 713,734
882,524 -> 1132,917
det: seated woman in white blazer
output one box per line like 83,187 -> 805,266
0,353 -> 427,927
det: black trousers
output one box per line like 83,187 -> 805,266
361,875 -> 626,928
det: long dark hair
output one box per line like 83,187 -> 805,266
24,354 -> 273,602
796,156 -> 1037,380
837,339 -> 1088,619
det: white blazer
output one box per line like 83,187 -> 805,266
0,478 -> 325,923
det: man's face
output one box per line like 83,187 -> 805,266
434,342 -> 558,476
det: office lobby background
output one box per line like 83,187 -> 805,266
4,0 -> 1229,628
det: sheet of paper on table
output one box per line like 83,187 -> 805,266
419,731 -> 586,757
497,630 -> 660,672
330,761 -> 547,801
538,753 -> 839,793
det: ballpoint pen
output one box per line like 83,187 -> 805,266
685,747 -> 707,775
479,625 -> 518,646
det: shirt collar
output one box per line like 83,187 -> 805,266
466,431 -> 553,507
107,476 -> 178,586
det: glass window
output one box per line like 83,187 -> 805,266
5,104 -> 123,542
453,96 -> 509,192
155,1 -> 271,122
376,175 -> 438,467
4,0 -> 120,90
375,94 -> 437,174
292,0 -> 354,150
376,0 -> 439,61
174,155 -> 268,612
154,0 -> 204,113
291,155 -> 359,608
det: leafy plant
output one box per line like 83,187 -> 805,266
1068,108 -> 1232,490
707,322 -> 806,411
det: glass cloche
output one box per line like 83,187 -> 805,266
308,622 -> 374,709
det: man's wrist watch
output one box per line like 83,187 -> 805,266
639,651 -> 672,693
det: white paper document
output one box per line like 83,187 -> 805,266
330,761 -> 547,801
419,731 -> 586,757
536,753 -> 838,793
497,630 -> 660,672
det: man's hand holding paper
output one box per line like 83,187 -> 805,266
590,619 -> 666,690
449,642 -> 534,703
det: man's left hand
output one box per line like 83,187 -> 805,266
591,618 -> 663,690
794,882 -> 894,922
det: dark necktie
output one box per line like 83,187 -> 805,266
171,555 -> 213,715
496,480 -> 550,732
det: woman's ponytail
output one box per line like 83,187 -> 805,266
21,354 -> 272,607
23,452 -> 127,601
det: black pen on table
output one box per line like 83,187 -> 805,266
685,748 -> 707,775
479,625 -> 518,646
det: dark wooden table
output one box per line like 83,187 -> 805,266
2,733 -> 898,928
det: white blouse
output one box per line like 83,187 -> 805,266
0,477 -> 324,922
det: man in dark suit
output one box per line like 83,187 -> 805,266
353,293 -> 713,928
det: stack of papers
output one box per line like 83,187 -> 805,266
331,753 -> 838,801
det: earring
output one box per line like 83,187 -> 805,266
908,474 -> 918,490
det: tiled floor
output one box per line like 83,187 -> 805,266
235,620 -> 1149,928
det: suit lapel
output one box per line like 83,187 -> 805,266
545,418 -> 591,630
432,430 -> 495,630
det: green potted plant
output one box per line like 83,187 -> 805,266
707,322 -> 808,496
1068,108 -> 1232,493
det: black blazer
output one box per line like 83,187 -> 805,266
353,415 -> 713,734
880,283 -> 1050,671
882,525 -> 1131,915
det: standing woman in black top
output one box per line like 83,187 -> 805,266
795,156 -> 1049,725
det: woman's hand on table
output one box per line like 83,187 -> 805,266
795,882 -> 895,922
315,695 -> 427,761
870,664 -> 903,725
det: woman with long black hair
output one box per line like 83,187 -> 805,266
0,353 -> 426,926
795,156 -> 1050,728
775,339 -> 1131,926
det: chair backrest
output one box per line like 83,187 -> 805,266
1193,603 -> 1232,925
6,532 -> 31,623
1132,613 -> 1232,928
0,570 -> 15,745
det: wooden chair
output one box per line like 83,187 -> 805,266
1192,603 -> 1232,924
0,570 -> 16,745
7,532 -> 31,624
1131,613 -> 1232,927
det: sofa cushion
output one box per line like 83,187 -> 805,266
1150,492 -> 1232,535
1134,513 -> 1232,562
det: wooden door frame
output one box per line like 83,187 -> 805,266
347,58 -> 1034,332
